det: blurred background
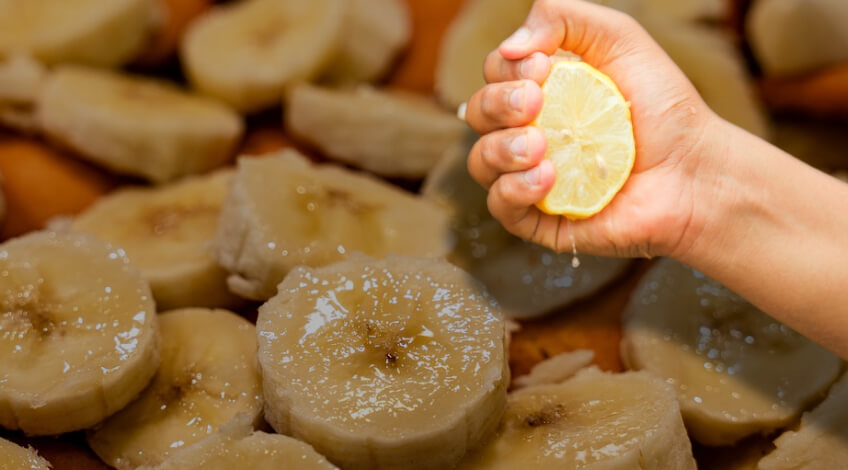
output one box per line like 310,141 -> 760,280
0,0 -> 845,468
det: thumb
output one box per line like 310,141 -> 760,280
499,0 -> 641,66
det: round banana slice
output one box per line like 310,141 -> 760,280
71,170 -> 241,310
88,308 -> 262,469
435,0 -> 533,109
258,256 -> 508,470
622,259 -> 842,446
181,0 -> 345,112
37,65 -> 243,184
325,0 -> 411,83
0,231 -> 159,436
422,139 -> 631,319
0,54 -> 47,133
748,0 -> 848,76
215,150 -> 453,301
0,0 -> 155,67
758,373 -> 848,469
286,84 -> 467,178
460,370 -> 697,469
0,437 -> 50,470
140,415 -> 337,470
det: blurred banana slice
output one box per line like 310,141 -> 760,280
71,170 -> 241,310
460,370 -> 697,469
0,0 -> 156,67
599,0 -> 725,21
0,437 -> 50,470
287,84 -> 467,178
325,0 -> 411,83
258,255 -> 508,470
435,0 -> 533,109
0,54 -> 48,133
88,308 -> 263,469
622,259 -> 842,446
758,373 -> 848,469
512,349 -> 595,389
0,231 -> 159,436
141,414 -> 337,470
37,66 -> 243,183
181,0 -> 345,112
423,140 -> 630,319
215,150 -> 453,300
748,0 -> 848,76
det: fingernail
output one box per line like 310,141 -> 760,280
524,166 -> 541,186
502,27 -> 531,48
509,134 -> 527,160
508,86 -> 525,111
519,55 -> 542,78
457,102 -> 467,121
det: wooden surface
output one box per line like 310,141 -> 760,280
0,1 -> 764,468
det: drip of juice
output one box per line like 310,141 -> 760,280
567,219 -> 580,268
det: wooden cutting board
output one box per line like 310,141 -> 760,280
0,1 -> 757,468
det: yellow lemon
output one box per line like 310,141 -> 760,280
534,60 -> 635,218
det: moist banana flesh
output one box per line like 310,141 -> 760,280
287,84 -> 467,178
622,259 -> 842,446
181,0 -> 345,112
0,0 -> 154,67
88,308 -> 263,469
758,373 -> 848,469
37,65 -> 243,183
215,150 -> 453,300
258,256 -> 508,470
460,370 -> 697,469
423,140 -> 630,319
71,170 -> 240,310
141,415 -> 338,470
0,231 -> 159,436
0,436 -> 50,470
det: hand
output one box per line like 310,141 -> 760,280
465,0 -> 723,259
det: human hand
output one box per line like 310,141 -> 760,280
465,0 -> 724,259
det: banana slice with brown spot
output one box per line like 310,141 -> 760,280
214,150 -> 453,300
286,84 -> 467,178
758,373 -> 848,469
0,0 -> 156,67
181,0 -> 346,112
257,255 -> 508,470
87,308 -> 262,469
71,170 -> 241,310
140,414 -> 338,470
622,259 -> 842,446
0,54 -> 48,133
0,231 -> 159,436
460,369 -> 697,469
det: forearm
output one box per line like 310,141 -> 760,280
676,118 -> 848,358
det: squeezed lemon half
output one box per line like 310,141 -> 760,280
534,60 -> 635,219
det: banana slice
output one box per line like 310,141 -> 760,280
758,373 -> 848,469
181,0 -> 346,112
258,255 -> 508,470
286,84 -> 467,178
140,414 -> 337,470
37,65 -> 243,184
622,259 -> 842,446
88,308 -> 262,469
0,0 -> 155,67
512,349 -> 595,389
325,0 -> 411,83
435,0 -> 533,109
0,437 -> 50,470
747,0 -> 848,76
215,150 -> 453,300
0,54 -> 48,133
460,369 -> 697,469
71,170 -> 240,311
422,139 -> 630,319
0,231 -> 159,436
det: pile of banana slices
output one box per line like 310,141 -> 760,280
0,0 -> 845,469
